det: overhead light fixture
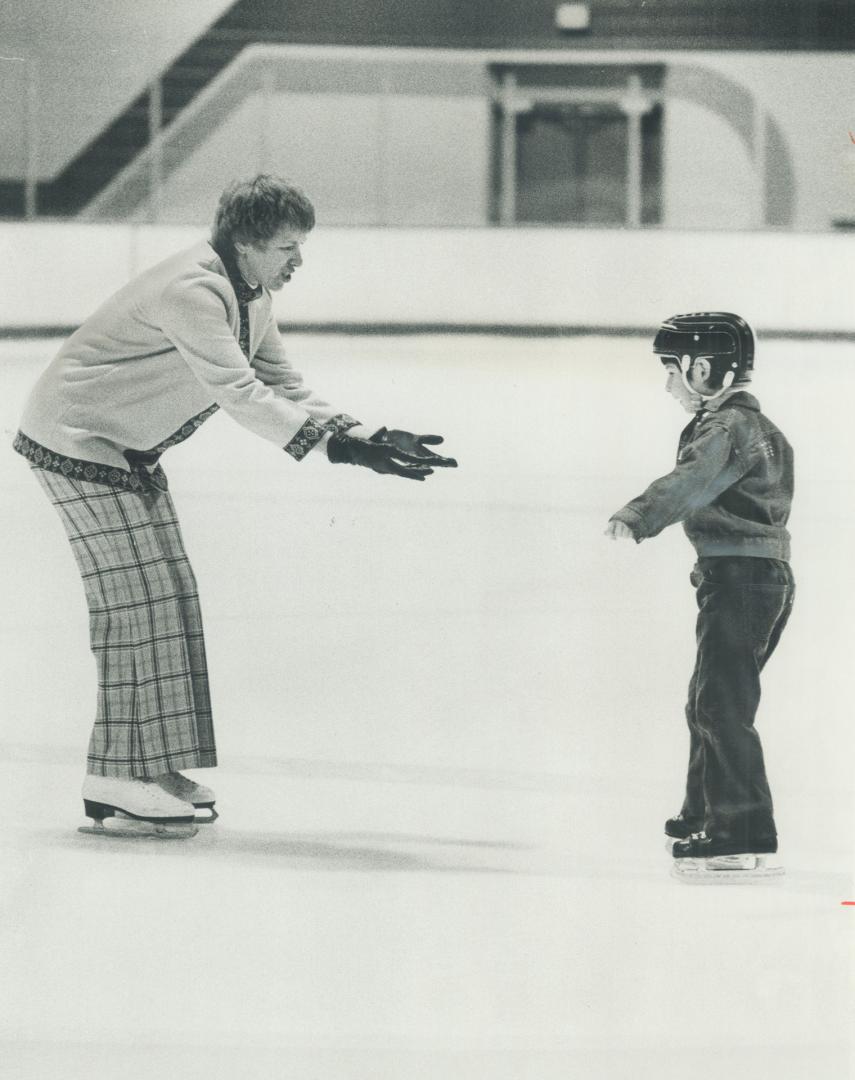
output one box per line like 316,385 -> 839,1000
555,3 -> 591,32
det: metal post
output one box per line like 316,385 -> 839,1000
622,74 -> 645,229
258,64 -> 275,172
23,59 -> 39,219
752,98 -> 766,228
148,78 -> 163,224
499,71 -> 519,226
376,75 -> 392,225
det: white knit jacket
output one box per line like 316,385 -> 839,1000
15,241 -> 365,486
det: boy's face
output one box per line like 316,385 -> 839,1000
663,361 -> 703,413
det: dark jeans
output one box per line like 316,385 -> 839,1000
680,556 -> 795,847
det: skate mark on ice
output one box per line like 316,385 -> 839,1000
192,830 -> 521,873
232,753 -> 581,794
73,827 -> 519,873
766,867 -> 851,896
314,831 -> 532,851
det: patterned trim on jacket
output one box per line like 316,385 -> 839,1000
15,410 -> 363,488
284,413 -> 360,461
13,431 -> 162,493
149,403 -> 221,455
13,404 -> 224,493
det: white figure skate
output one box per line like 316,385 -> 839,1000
80,776 -> 198,839
153,772 -> 218,822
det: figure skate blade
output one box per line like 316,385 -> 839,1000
79,814 -> 198,840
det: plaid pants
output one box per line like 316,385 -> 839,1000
34,469 -> 217,778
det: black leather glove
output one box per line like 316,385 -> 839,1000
327,432 -> 434,480
369,427 -> 458,468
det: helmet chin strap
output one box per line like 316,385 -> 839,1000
681,356 -> 735,403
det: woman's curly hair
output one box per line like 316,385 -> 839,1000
211,175 -> 315,251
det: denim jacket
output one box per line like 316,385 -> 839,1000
611,390 -> 793,560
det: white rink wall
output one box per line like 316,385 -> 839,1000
1,223 -> 855,334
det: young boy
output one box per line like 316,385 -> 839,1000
606,312 -> 795,881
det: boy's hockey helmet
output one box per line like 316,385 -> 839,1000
653,312 -> 754,387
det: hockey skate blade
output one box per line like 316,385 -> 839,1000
671,854 -> 784,884
79,816 -> 198,840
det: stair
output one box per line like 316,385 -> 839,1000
0,19 -> 248,219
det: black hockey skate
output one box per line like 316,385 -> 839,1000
670,832 -> 783,884
664,813 -> 703,840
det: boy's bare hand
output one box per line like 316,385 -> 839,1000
605,519 -> 634,540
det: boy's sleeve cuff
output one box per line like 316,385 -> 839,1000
610,507 -> 647,542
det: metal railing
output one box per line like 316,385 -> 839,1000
63,45 -> 783,229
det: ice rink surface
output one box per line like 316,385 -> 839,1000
0,333 -> 852,1079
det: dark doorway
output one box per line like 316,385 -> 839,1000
492,65 -> 663,227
